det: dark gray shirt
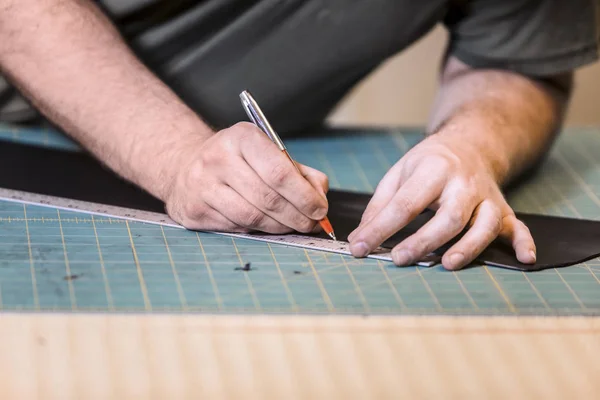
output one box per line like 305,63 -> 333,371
1,0 -> 599,133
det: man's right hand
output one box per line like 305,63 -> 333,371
0,0 -> 329,235
164,122 -> 330,234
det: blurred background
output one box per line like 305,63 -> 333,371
328,25 -> 600,129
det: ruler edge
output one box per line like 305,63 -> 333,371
0,188 -> 440,267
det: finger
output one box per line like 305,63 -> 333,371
219,157 -> 317,233
357,162 -> 404,226
440,201 -> 503,270
390,198 -> 478,267
348,164 -> 445,242
298,164 -> 329,198
300,164 -> 330,235
205,184 -> 292,234
170,201 -> 247,233
348,174 -> 443,258
499,214 -> 536,264
240,127 -> 328,221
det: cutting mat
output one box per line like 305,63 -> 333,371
0,123 -> 599,316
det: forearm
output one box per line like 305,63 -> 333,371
427,57 -> 571,186
0,0 -> 214,200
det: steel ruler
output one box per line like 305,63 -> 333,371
0,187 -> 439,267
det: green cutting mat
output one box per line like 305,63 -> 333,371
0,123 -> 599,316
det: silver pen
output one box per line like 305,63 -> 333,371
239,90 -> 336,240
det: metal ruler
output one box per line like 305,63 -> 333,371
0,187 -> 441,267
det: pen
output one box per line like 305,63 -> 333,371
239,90 -> 337,241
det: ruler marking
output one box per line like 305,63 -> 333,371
453,271 -> 479,310
555,268 -> 586,310
340,254 -> 370,313
416,266 -> 442,311
160,226 -> 187,311
555,150 -> 600,208
91,215 -> 114,311
22,204 -> 39,310
391,130 -> 411,153
376,260 -> 406,309
0,188 -> 397,262
304,249 -> 335,312
370,138 -> 395,171
125,221 -> 151,311
56,209 -> 77,310
484,266 -> 516,313
344,143 -> 375,192
267,243 -> 299,312
522,271 -> 550,310
313,143 -> 341,187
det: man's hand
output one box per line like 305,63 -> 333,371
348,133 -> 536,270
346,55 -> 571,270
0,0 -> 330,236
164,122 -> 330,234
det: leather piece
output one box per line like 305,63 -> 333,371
1,138 -> 600,272
320,190 -> 600,272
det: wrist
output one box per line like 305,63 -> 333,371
433,120 -> 511,185
127,123 -> 213,202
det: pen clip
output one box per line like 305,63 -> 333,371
240,91 -> 286,151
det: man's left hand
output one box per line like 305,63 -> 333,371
347,134 -> 537,270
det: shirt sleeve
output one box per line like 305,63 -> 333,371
443,0 -> 600,77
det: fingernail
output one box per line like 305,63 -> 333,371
448,253 -> 465,269
393,249 -> 412,266
529,250 -> 536,262
350,242 -> 370,258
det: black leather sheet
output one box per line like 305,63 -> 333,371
323,190 -> 600,271
1,139 -> 600,272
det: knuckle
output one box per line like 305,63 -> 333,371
430,155 -> 451,170
262,189 -> 285,212
184,158 -> 206,183
427,153 -> 457,171
295,215 -> 315,233
515,218 -> 532,236
219,122 -> 260,151
182,201 -> 208,222
232,122 -> 262,140
463,186 -> 479,202
269,162 -> 293,187
299,192 -> 323,217
316,171 -> 329,190
446,208 -> 468,232
213,129 -> 236,150
269,224 -> 294,234
480,225 -> 500,243
488,211 -> 503,234
403,238 -> 427,259
202,142 -> 228,166
241,208 -> 265,228
369,224 -> 387,244
392,196 -> 416,218
455,178 -> 478,201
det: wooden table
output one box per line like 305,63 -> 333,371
0,314 -> 598,399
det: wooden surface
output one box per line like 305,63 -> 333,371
0,314 -> 597,399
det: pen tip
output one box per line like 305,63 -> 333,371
328,232 -> 337,241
